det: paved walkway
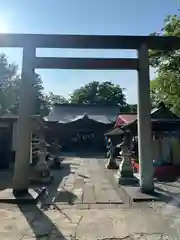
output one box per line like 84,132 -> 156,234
0,204 -> 177,239
0,156 -> 179,239
43,156 -> 123,208
148,178 -> 180,238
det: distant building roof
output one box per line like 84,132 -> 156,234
115,114 -> 137,127
115,103 -> 179,127
122,104 -> 180,134
44,104 -> 119,124
105,127 -> 124,136
151,102 -> 178,119
0,113 -> 46,128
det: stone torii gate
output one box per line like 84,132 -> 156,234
0,34 -> 179,195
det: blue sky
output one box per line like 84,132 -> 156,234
0,0 -> 179,103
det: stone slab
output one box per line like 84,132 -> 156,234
118,177 -> 139,186
0,188 -> 46,204
75,208 -> 177,239
114,173 -> 139,186
83,183 -> 96,203
54,203 -> 89,209
0,206 -> 176,239
123,186 -> 159,202
72,188 -> 83,204
43,156 -> 125,207
53,189 -> 76,204
88,203 -> 121,209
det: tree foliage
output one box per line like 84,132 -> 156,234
127,104 -> 137,113
0,54 -> 48,115
43,92 -> 68,113
70,81 -> 127,108
149,14 -> 180,114
44,92 -> 68,105
0,54 -> 20,112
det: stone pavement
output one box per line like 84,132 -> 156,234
148,178 -> 180,238
0,203 -> 178,239
0,156 -> 179,239
43,156 -> 123,208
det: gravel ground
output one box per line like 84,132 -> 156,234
148,178 -> 180,236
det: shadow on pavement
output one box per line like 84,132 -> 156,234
155,186 -> 180,207
40,162 -> 77,209
17,203 -> 67,239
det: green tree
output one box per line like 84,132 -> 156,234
42,92 -> 68,114
44,92 -> 68,105
9,72 -> 46,115
32,73 -> 48,115
0,53 -> 47,115
128,104 -> 137,113
0,53 -> 20,112
150,79 -> 164,108
70,81 -> 127,108
149,14 -> 180,114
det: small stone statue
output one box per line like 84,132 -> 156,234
50,139 -> 62,169
106,138 -> 119,169
30,137 -> 53,184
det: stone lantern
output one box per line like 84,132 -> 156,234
117,130 -> 138,184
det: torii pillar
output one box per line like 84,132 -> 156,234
137,43 -> 154,193
13,47 -> 35,195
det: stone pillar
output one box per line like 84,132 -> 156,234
137,43 -> 154,193
13,47 -> 36,195
119,148 -> 133,176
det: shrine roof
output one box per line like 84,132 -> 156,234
45,104 -> 119,124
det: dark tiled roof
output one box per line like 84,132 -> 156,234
105,127 -> 124,136
45,104 -> 119,124
0,113 -> 45,126
151,106 -> 178,119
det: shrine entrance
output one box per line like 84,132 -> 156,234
0,33 -> 180,194
73,130 -> 95,152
